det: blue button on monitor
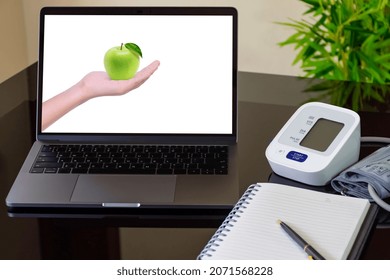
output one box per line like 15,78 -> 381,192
286,151 -> 308,162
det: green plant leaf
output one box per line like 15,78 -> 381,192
343,25 -> 374,34
373,38 -> 390,49
125,43 -> 143,58
278,32 -> 304,46
276,0 -> 390,111
356,51 -> 385,83
300,0 -> 320,7
305,40 -> 330,59
348,52 -> 360,81
378,62 -> 390,70
375,53 -> 390,63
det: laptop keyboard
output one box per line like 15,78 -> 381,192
30,144 -> 228,175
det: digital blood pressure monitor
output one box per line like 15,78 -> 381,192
266,102 -> 360,186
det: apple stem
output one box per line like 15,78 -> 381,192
120,43 -> 123,50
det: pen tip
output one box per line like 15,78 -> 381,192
276,219 -> 281,224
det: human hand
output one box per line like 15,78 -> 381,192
79,60 -> 160,100
41,60 -> 160,131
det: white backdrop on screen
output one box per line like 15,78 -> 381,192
42,15 -> 233,134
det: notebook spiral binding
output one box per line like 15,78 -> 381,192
197,183 -> 260,259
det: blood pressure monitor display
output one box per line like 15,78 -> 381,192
300,118 -> 344,152
266,102 -> 360,186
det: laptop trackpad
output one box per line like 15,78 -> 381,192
71,175 -> 176,203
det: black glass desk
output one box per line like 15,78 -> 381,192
1,63 -> 390,259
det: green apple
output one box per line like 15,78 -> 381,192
104,43 -> 143,80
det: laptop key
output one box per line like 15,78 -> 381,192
191,158 -> 205,164
71,157 -> 85,163
63,162 -> 76,168
138,158 -> 151,164
31,168 -> 44,173
215,168 -> 228,174
173,169 -> 187,174
38,151 -> 58,157
124,158 -> 139,164
97,157 -> 111,163
117,163 -> 130,169
44,168 -> 58,173
188,169 -> 201,174
34,162 -> 63,168
144,163 -> 157,169
201,169 -> 215,174
58,157 -> 72,163
37,156 -> 58,162
76,163 -> 90,169
164,158 -> 178,164
58,168 -> 72,173
158,163 -> 171,169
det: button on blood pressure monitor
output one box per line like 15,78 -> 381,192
266,102 -> 360,186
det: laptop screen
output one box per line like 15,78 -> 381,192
38,7 -> 237,143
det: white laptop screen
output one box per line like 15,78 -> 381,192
40,13 -> 235,137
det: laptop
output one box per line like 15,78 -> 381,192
6,6 -> 239,212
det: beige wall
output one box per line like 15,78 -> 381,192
20,0 -> 305,77
0,0 -> 28,83
1,0 -> 307,82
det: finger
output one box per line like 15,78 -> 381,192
115,60 -> 160,94
139,60 -> 160,76
134,60 -> 160,81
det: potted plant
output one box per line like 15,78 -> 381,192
278,0 -> 390,112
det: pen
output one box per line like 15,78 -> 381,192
277,219 -> 326,260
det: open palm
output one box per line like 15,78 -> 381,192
81,60 -> 160,99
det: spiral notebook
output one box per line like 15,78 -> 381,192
198,183 -> 378,260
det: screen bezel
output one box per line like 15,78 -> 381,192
36,6 -> 238,144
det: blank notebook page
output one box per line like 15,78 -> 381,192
200,183 -> 370,260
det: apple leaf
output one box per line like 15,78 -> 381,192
125,43 -> 143,58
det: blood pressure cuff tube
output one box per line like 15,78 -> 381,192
331,145 -> 390,202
